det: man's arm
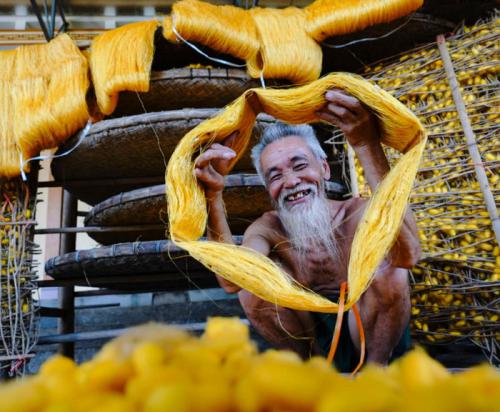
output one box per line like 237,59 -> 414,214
317,89 -> 421,268
195,136 -> 241,292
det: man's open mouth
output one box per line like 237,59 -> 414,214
285,188 -> 312,202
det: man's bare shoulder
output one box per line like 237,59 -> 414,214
245,211 -> 281,234
243,211 -> 284,242
343,196 -> 368,216
242,211 -> 284,256
329,197 -> 368,229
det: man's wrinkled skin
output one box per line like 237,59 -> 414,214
194,89 -> 421,364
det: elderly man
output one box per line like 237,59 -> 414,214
194,89 -> 421,371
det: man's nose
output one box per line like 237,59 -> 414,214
283,172 -> 301,188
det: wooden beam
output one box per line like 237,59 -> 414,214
0,0 -> 313,7
0,29 -> 103,46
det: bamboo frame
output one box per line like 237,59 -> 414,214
437,34 -> 500,246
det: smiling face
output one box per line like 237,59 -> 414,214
259,135 -> 338,259
260,135 -> 330,211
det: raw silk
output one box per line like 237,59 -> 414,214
166,73 -> 427,313
89,20 -> 158,115
163,0 -> 423,84
0,34 -> 89,178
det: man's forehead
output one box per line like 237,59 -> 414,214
261,135 -> 313,161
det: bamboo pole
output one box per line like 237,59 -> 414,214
437,34 -> 500,246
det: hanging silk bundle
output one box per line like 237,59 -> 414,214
163,0 -> 259,61
89,20 -> 158,115
305,0 -> 423,41
163,0 -> 423,84
247,7 -> 322,83
0,34 -> 89,178
166,73 -> 426,313
0,51 -> 17,177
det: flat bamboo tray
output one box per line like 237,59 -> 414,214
45,238 -> 241,291
84,174 -> 269,244
111,68 -> 270,117
51,110 -> 275,205
84,174 -> 346,244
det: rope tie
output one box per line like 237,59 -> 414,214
19,121 -> 92,181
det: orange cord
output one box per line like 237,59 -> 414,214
326,281 -> 347,365
351,302 -> 366,376
325,282 -> 366,375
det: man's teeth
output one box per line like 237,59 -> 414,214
286,190 -> 310,201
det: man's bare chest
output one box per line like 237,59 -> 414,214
271,242 -> 349,292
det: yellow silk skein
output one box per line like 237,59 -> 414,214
0,34 -> 89,178
305,0 -> 423,42
166,73 -> 426,313
0,51 -> 18,177
247,7 -> 322,83
89,20 -> 158,116
163,0 -> 423,84
164,0 -> 259,61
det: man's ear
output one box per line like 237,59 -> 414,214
322,159 -> 331,180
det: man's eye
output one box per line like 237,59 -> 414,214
294,163 -> 307,171
269,174 -> 282,182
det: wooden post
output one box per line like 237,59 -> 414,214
437,34 -> 500,246
58,190 -> 77,358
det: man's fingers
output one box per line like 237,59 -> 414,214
325,89 -> 361,115
194,166 -> 212,180
222,131 -> 239,149
327,103 -> 356,122
210,143 -> 237,157
195,147 -> 236,168
316,110 -> 343,127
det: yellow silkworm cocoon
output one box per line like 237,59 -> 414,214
89,20 -> 158,115
166,73 -> 426,312
0,34 -> 89,178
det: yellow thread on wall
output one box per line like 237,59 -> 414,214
163,0 -> 423,83
166,73 -> 426,313
89,20 -> 158,116
305,0 -> 423,42
0,35 -> 89,178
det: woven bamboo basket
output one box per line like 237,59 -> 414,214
111,68 -> 270,117
328,15 -> 499,364
84,174 -> 270,244
44,238 -> 243,292
84,174 -> 345,245
51,110 -> 276,205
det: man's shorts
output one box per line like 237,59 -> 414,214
312,310 -> 412,373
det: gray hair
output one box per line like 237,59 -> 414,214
251,122 -> 327,183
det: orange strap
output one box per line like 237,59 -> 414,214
351,302 -> 366,376
325,282 -> 366,375
326,281 -> 346,364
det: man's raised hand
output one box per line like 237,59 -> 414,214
194,132 -> 238,197
316,89 -> 380,149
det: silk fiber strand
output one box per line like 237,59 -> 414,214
166,72 -> 427,313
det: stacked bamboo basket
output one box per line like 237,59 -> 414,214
332,15 -> 499,363
0,178 -> 38,376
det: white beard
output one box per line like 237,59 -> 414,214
276,182 -> 339,262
